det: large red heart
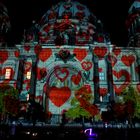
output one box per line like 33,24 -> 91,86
71,71 -> 81,85
39,48 -> 52,62
73,48 -> 87,61
113,70 -> 131,95
121,55 -> 135,66
93,46 -> 107,58
24,45 -> 30,51
54,67 -> 69,82
81,61 -> 92,71
49,86 -> 71,107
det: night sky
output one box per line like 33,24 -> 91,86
2,0 -> 131,46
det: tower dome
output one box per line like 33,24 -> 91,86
126,0 -> 140,47
36,0 -> 106,45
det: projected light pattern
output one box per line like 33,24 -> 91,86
84,128 -> 98,137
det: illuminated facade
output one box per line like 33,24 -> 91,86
1,0 -> 140,120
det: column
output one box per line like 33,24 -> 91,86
93,55 -> 100,104
106,56 -> 114,102
30,56 -> 37,96
16,57 -> 24,91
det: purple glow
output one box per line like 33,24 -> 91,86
84,128 -> 98,137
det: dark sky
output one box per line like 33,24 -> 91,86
2,0 -> 131,46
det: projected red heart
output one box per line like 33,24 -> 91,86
39,48 -> 52,62
37,67 -> 47,80
24,45 -> 30,51
71,71 -> 81,85
113,70 -> 131,95
81,61 -> 92,71
98,68 -> 102,72
93,46 -> 107,58
0,50 -> 8,64
99,88 -> 108,96
121,55 -> 135,66
54,67 -> 69,82
49,86 -> 71,107
113,48 -> 121,56
14,51 -> 20,57
73,48 -> 87,61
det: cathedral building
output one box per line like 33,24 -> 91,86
0,0 -> 140,121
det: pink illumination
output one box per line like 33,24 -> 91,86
84,128 -> 98,137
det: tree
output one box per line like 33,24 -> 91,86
0,84 -> 19,122
65,85 -> 99,124
129,86 -> 140,120
116,85 -> 140,124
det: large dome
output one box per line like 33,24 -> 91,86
39,0 -> 97,26
25,0 -> 107,45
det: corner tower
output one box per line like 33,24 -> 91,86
126,0 -> 140,47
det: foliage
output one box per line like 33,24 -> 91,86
94,113 -> 102,122
113,85 -> 140,121
122,85 -> 136,103
0,84 -> 19,118
122,85 -> 140,119
65,85 -> 99,120
0,93 -> 4,113
133,88 -> 140,119
65,97 -> 92,119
